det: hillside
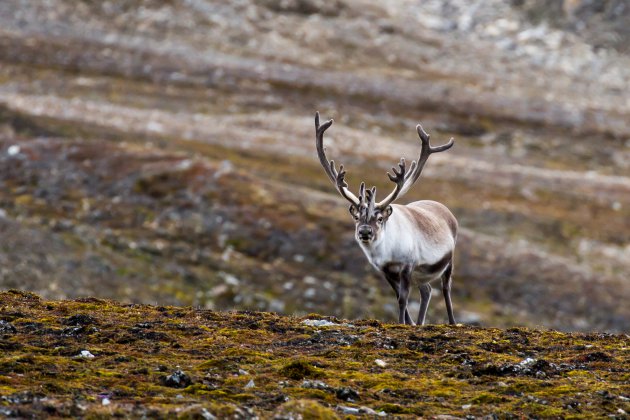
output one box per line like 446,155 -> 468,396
0,290 -> 628,418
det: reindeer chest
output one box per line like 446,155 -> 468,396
358,236 -> 417,270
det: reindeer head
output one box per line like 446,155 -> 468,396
314,112 -> 453,244
349,183 -> 391,243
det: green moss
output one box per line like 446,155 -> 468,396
94,369 -> 122,378
202,390 -> 230,399
0,385 -> 17,394
290,388 -> 331,401
471,392 -> 505,404
280,360 -> 324,380
521,403 -> 567,417
276,399 -> 339,420
183,384 -> 217,395
0,291 -> 627,418
376,403 -> 413,414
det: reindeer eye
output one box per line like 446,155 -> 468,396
377,215 -> 384,222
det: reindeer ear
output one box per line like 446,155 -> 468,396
382,206 -> 393,219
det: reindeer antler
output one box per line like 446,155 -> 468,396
376,123 -> 454,209
315,112 -> 360,206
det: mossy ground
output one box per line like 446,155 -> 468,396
0,290 -> 627,418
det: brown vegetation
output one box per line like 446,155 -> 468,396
0,1 -> 629,332
0,291 -> 628,418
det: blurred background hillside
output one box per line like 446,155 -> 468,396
0,0 -> 628,331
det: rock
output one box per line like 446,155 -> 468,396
0,408 -> 15,417
336,387 -> 359,402
301,319 -> 355,328
177,405 -> 217,420
200,408 -> 217,420
301,380 -> 332,391
61,325 -> 98,337
337,405 -> 386,416
162,369 -> 192,388
374,359 -> 387,368
260,0 -> 345,17
244,379 -> 255,389
77,350 -> 95,358
7,145 -> 21,156
302,319 -> 339,327
472,357 -> 562,377
0,320 -> 17,334
337,405 -> 360,415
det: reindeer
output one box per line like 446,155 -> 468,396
314,112 -> 458,325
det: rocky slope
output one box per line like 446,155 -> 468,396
0,291 -> 628,418
0,0 -> 628,331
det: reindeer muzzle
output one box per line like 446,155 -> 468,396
358,225 -> 374,242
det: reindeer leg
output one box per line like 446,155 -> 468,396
382,267 -> 412,324
441,261 -> 456,324
398,265 -> 414,325
417,283 -> 432,325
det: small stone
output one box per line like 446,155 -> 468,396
101,398 -> 110,406
78,350 -> 95,358
374,359 -> 387,368
213,160 -> 234,179
301,380 -> 332,391
200,408 -> 217,420
358,406 -> 386,416
337,406 -> 385,416
303,276 -> 317,285
7,145 -> 20,156
304,288 -> 317,298
336,387 -> 359,402
238,369 -> 249,375
301,319 -> 355,328
162,370 -> 192,388
302,319 -> 338,327
63,314 -> 98,326
519,357 -> 537,367
146,121 -> 164,133
462,404 -> 472,409
219,272 -> 240,286
337,406 -> 360,415
283,282 -> 294,290
244,379 -> 255,389
0,320 -> 17,334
